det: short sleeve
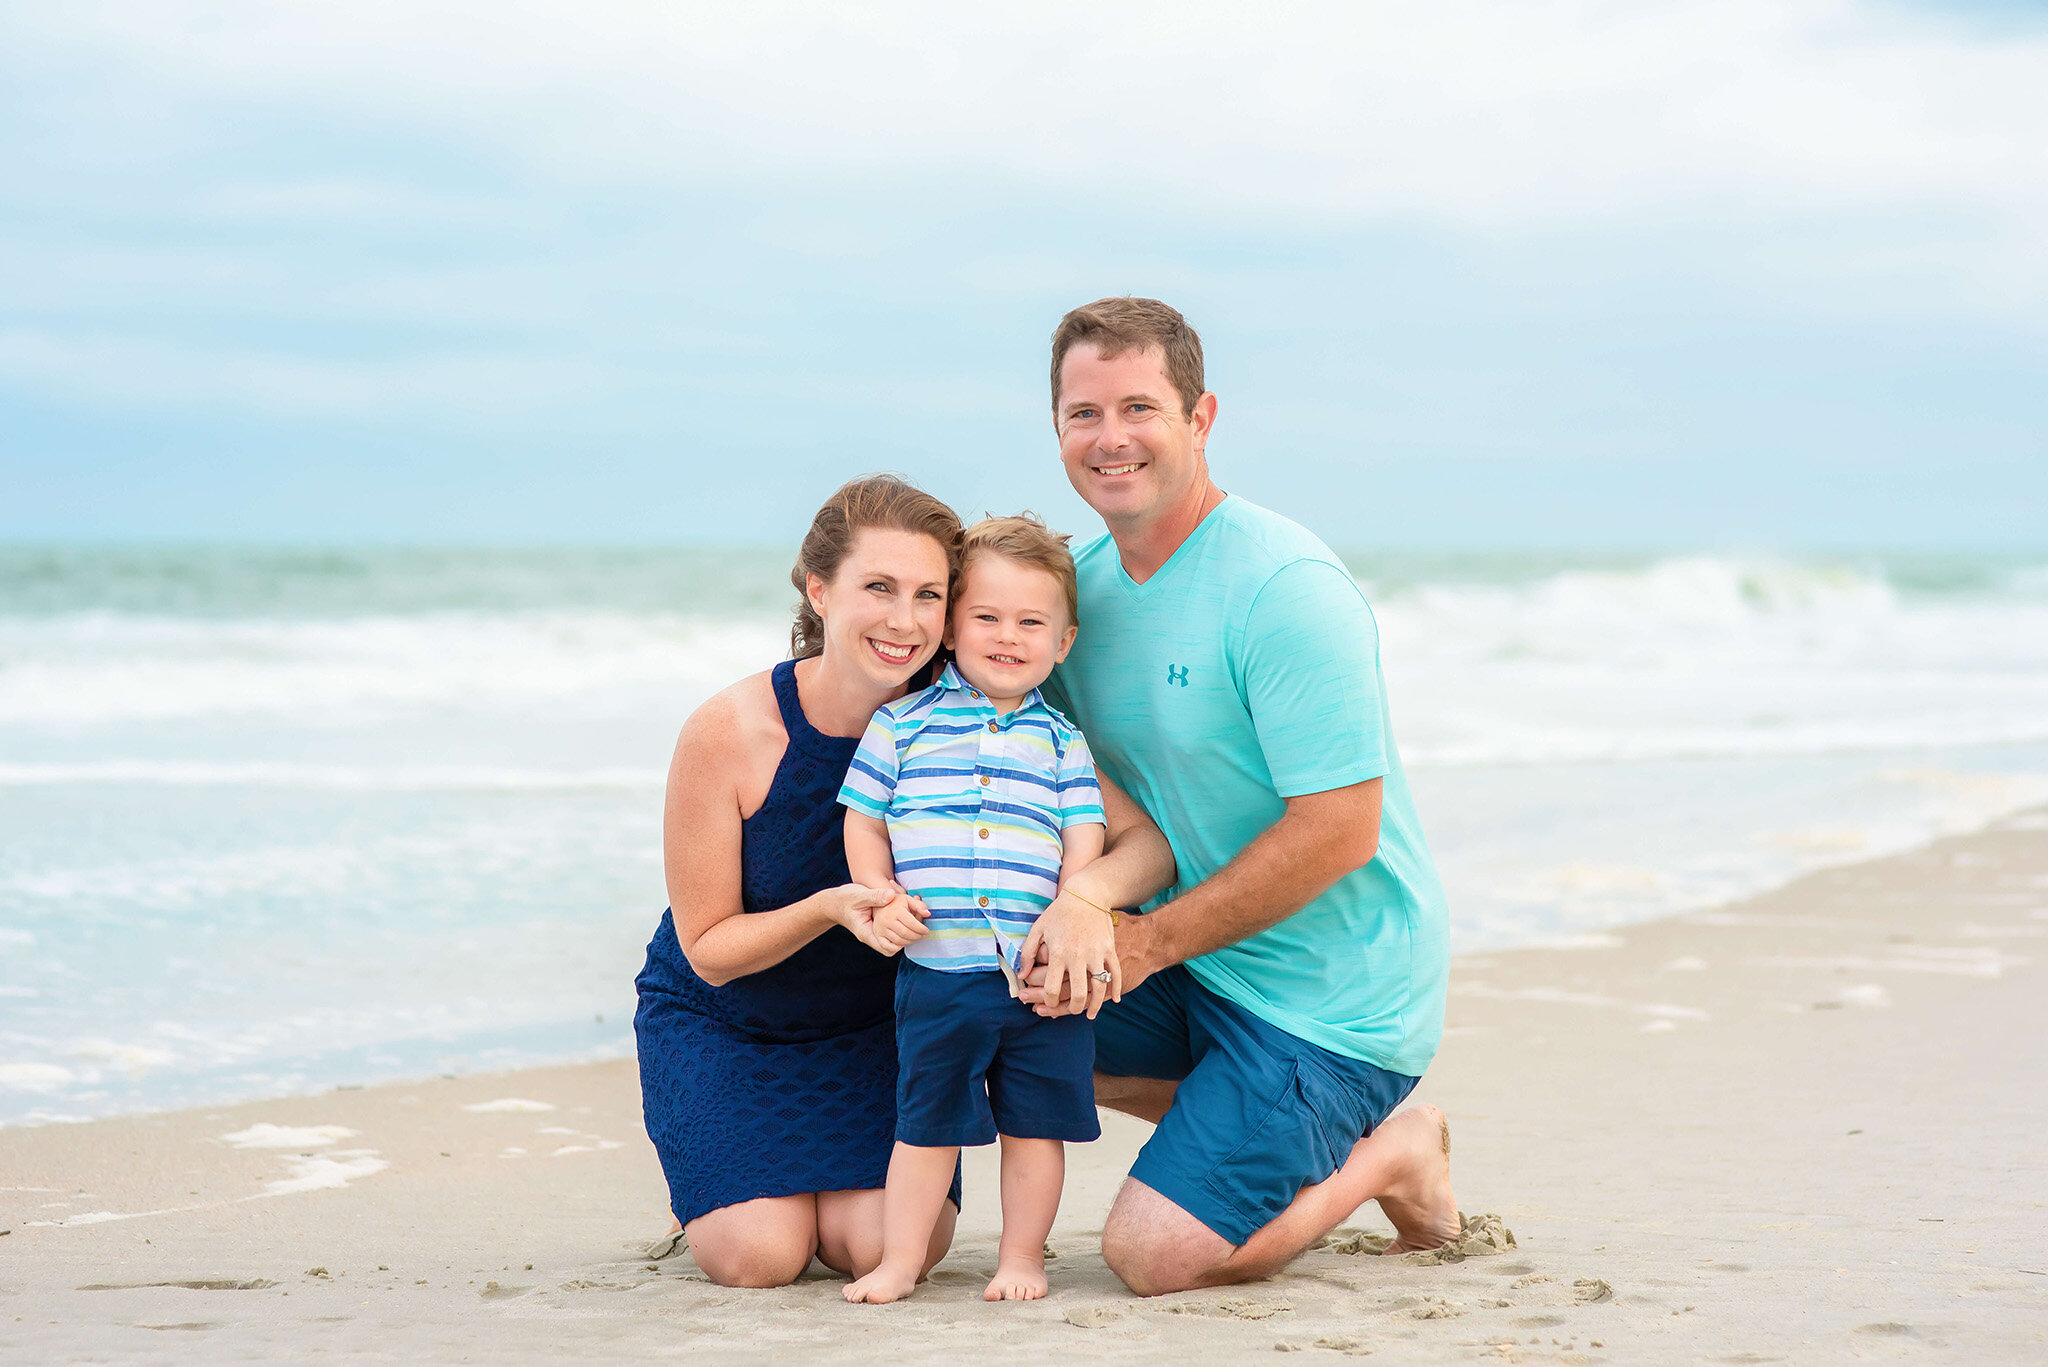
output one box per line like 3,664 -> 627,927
1054,728 -> 1106,830
1239,560 -> 1390,798
837,711 -> 901,818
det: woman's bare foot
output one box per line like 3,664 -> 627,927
982,1253 -> 1048,1301
844,1261 -> 920,1304
645,1216 -> 686,1260
1373,1104 -> 1462,1254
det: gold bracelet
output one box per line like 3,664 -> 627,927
1064,889 -> 1121,927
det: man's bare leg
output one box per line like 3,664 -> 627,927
1092,1072 -> 1177,1124
1098,1102 -> 1459,1297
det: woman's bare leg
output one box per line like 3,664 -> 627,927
685,1194 -> 819,1288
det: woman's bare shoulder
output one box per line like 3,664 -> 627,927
674,669 -> 784,769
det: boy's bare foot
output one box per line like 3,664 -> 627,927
982,1253 -> 1048,1301
1373,1104 -> 1462,1254
844,1262 -> 920,1304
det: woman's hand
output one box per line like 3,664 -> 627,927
1018,890 -> 1120,1020
827,882 -> 929,956
825,882 -> 898,954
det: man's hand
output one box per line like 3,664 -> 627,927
1017,890 -> 1120,1019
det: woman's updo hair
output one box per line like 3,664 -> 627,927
789,475 -> 964,659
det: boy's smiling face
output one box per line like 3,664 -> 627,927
943,553 -> 1077,709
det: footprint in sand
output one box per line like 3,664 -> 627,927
1160,1297 -> 1292,1320
1062,1305 -> 1126,1328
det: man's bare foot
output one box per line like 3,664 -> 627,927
1372,1104 -> 1462,1254
844,1262 -> 920,1304
982,1253 -> 1048,1301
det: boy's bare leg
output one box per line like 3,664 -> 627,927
984,1136 -> 1063,1301
844,1142 -> 960,1304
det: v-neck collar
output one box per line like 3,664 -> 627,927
1112,494 -> 1234,599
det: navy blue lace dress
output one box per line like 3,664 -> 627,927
634,659 -> 955,1227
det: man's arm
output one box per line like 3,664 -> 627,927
1018,773 -> 1177,1016
1114,777 -> 1380,993
1042,557 -> 1393,1002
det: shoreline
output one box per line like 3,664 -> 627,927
11,768 -> 2046,1134
4,809 -> 2044,1363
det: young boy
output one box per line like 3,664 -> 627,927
838,514 -> 1107,1305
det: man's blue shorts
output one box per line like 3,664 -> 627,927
894,961 -> 1101,1148
1094,965 -> 1420,1246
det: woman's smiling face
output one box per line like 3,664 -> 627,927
806,527 -> 951,689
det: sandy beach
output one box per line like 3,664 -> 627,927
5,810 -> 2044,1364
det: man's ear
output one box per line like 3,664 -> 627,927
1189,390 -> 1219,456
1053,622 -> 1078,663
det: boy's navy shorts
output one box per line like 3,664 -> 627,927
1093,964 -> 1420,1247
893,960 -> 1100,1148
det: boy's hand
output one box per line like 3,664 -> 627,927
868,881 -> 931,955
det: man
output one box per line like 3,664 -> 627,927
1031,297 -> 1458,1295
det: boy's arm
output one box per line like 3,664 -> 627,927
837,713 -> 928,955
1057,821 -> 1106,888
841,809 -> 928,954
843,809 -> 897,888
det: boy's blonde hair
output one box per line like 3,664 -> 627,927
960,513 -> 1079,627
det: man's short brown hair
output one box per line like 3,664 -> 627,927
1050,297 -> 1205,419
959,513 -> 1079,628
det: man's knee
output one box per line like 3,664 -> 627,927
1100,1179 -> 1233,1297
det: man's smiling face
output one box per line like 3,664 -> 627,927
1055,342 -> 1211,529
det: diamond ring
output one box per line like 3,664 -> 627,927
1089,969 -> 1113,983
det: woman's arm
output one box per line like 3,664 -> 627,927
1019,773 -> 1177,1017
666,690 -> 890,987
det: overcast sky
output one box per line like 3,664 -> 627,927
3,1 -> 2044,549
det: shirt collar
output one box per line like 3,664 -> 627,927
937,661 -> 1045,719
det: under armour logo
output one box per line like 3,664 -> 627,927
1166,664 -> 1190,687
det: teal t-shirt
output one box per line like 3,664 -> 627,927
1044,497 -> 1448,1077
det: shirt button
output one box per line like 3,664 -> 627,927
978,895 -> 990,907
979,775 -> 991,787
978,828 -> 990,839
986,720 -> 998,732
970,689 -> 981,698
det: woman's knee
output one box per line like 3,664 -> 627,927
814,1190 -> 884,1276
686,1199 -> 818,1288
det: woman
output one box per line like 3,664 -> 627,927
635,475 -> 1173,1289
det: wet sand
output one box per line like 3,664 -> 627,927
4,810 -> 2045,1364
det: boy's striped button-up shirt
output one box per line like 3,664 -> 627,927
838,662 -> 1105,975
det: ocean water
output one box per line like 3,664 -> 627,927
3,545 -> 2047,1125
